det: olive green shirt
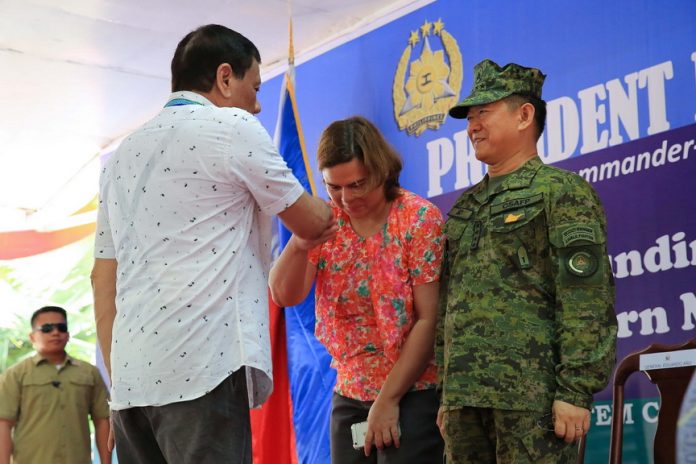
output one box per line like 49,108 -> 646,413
436,156 -> 617,412
0,353 -> 110,464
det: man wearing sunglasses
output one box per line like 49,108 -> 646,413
0,306 -> 111,464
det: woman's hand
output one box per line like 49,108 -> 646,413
436,406 -> 445,438
363,397 -> 400,456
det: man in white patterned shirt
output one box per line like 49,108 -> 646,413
91,24 -> 335,463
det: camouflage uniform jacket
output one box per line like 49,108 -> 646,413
436,156 -> 617,412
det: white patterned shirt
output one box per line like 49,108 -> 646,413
95,91 -> 304,410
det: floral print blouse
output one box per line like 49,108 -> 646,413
308,189 -> 445,401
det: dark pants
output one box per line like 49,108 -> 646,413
331,389 -> 444,464
112,369 -> 251,464
442,407 -> 578,463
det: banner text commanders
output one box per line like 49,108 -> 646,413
426,52 -> 696,197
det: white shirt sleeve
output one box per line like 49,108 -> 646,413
226,115 -> 305,216
94,165 -> 116,259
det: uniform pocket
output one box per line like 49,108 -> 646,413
490,199 -> 546,272
445,206 -> 473,259
445,206 -> 472,240
489,195 -> 545,234
69,374 -> 95,387
21,377 -> 53,388
22,374 -> 61,412
520,426 -> 571,462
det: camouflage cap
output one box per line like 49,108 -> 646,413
449,59 -> 546,119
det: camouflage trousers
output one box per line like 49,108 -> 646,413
442,407 -> 578,463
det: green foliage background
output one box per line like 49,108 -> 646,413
0,236 -> 98,373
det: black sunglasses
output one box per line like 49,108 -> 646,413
35,323 -> 68,333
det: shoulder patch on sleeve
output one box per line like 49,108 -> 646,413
561,225 -> 596,246
550,222 -> 605,247
566,249 -> 599,277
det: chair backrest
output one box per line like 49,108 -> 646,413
608,338 -> 696,464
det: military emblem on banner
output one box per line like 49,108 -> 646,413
393,19 -> 463,137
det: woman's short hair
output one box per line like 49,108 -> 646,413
171,24 -> 261,93
317,116 -> 402,200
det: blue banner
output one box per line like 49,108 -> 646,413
254,1 -> 696,462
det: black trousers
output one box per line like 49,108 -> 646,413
331,389 -> 444,464
112,368 -> 251,464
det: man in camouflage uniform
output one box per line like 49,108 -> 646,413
435,59 -> 617,463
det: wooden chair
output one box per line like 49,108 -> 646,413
577,435 -> 586,463
608,338 -> 696,464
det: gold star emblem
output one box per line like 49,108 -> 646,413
420,20 -> 432,37
504,212 -> 524,223
408,30 -> 420,47
433,19 -> 445,35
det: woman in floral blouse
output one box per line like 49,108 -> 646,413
270,116 -> 445,463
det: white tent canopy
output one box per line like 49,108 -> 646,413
0,0 -> 431,231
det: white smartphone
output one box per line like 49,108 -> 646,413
350,421 -> 401,450
351,420 -> 369,449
